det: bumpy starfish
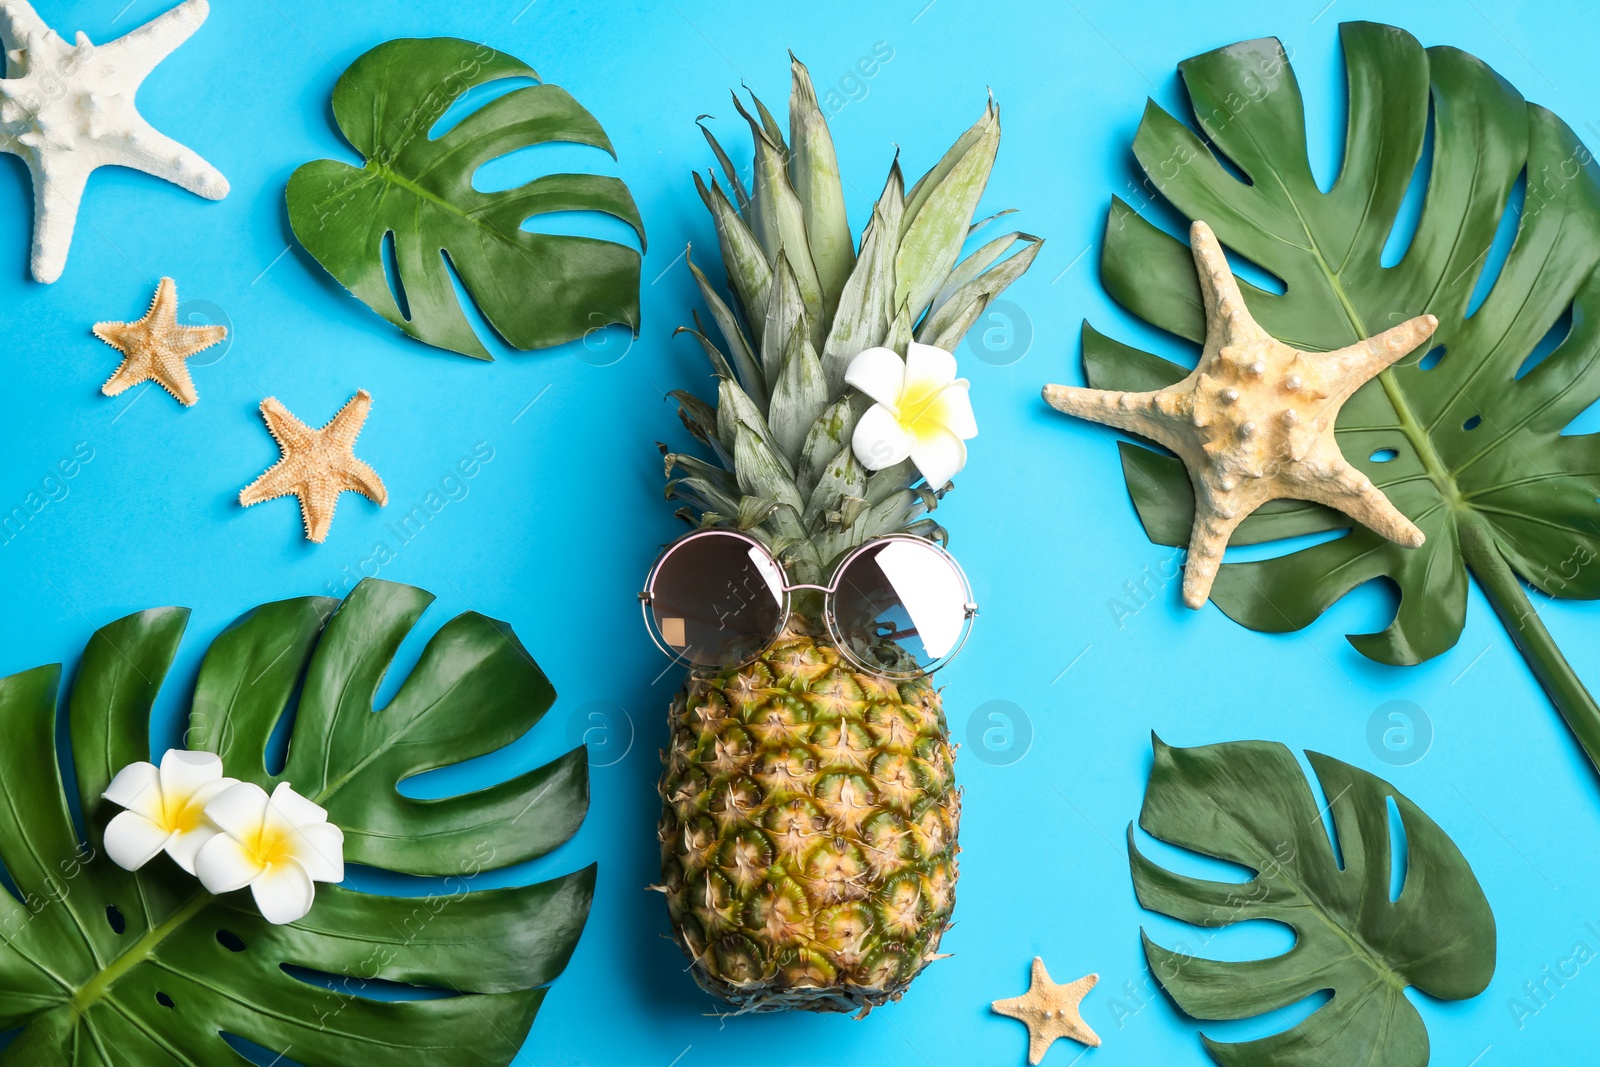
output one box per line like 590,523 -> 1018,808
240,390 -> 387,543
94,276 -> 225,405
991,957 -> 1101,1063
1045,220 -> 1435,608
0,0 -> 229,282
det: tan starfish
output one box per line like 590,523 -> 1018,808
93,277 -> 226,406
239,390 -> 387,543
992,957 -> 1101,1063
1045,220 -> 1435,608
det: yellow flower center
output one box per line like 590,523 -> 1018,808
240,822 -> 297,868
157,794 -> 206,836
895,379 -> 949,443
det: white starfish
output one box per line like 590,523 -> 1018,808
0,0 -> 228,282
1045,221 -> 1434,608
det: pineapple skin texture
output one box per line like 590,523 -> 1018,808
657,627 -> 961,1015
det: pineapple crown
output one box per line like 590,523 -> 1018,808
664,54 -> 1041,586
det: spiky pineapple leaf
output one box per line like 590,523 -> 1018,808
1132,737 -> 1495,1067
896,100 -> 999,316
688,256 -> 763,401
787,54 -> 854,315
821,166 -> 904,391
732,92 -> 824,344
0,579 -> 590,1065
696,171 -> 772,331
1079,21 -> 1600,769
287,37 -> 644,359
670,55 -> 1039,582
918,231 -> 1042,350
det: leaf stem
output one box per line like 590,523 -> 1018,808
68,891 -> 210,1016
1458,511 -> 1600,776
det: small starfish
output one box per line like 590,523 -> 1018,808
94,277 -> 225,406
1045,220 -> 1435,608
240,390 -> 387,543
992,957 -> 1101,1063
0,0 -> 229,282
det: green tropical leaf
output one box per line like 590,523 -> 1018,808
1079,21 -> 1600,773
287,37 -> 644,359
0,579 -> 591,1065
1131,737 -> 1495,1067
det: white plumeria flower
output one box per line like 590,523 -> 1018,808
194,781 -> 345,925
103,749 -> 237,875
845,342 -> 978,489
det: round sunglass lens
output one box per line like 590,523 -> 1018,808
831,540 -> 972,676
648,533 -> 786,668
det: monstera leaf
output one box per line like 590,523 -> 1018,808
1082,21 -> 1600,775
287,37 -> 644,359
0,579 -> 591,1065
1130,737 -> 1495,1067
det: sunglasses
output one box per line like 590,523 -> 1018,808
640,529 -> 977,679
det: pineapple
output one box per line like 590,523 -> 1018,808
655,55 -> 1041,1015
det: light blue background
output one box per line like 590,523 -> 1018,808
2,0 -> 1597,1063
